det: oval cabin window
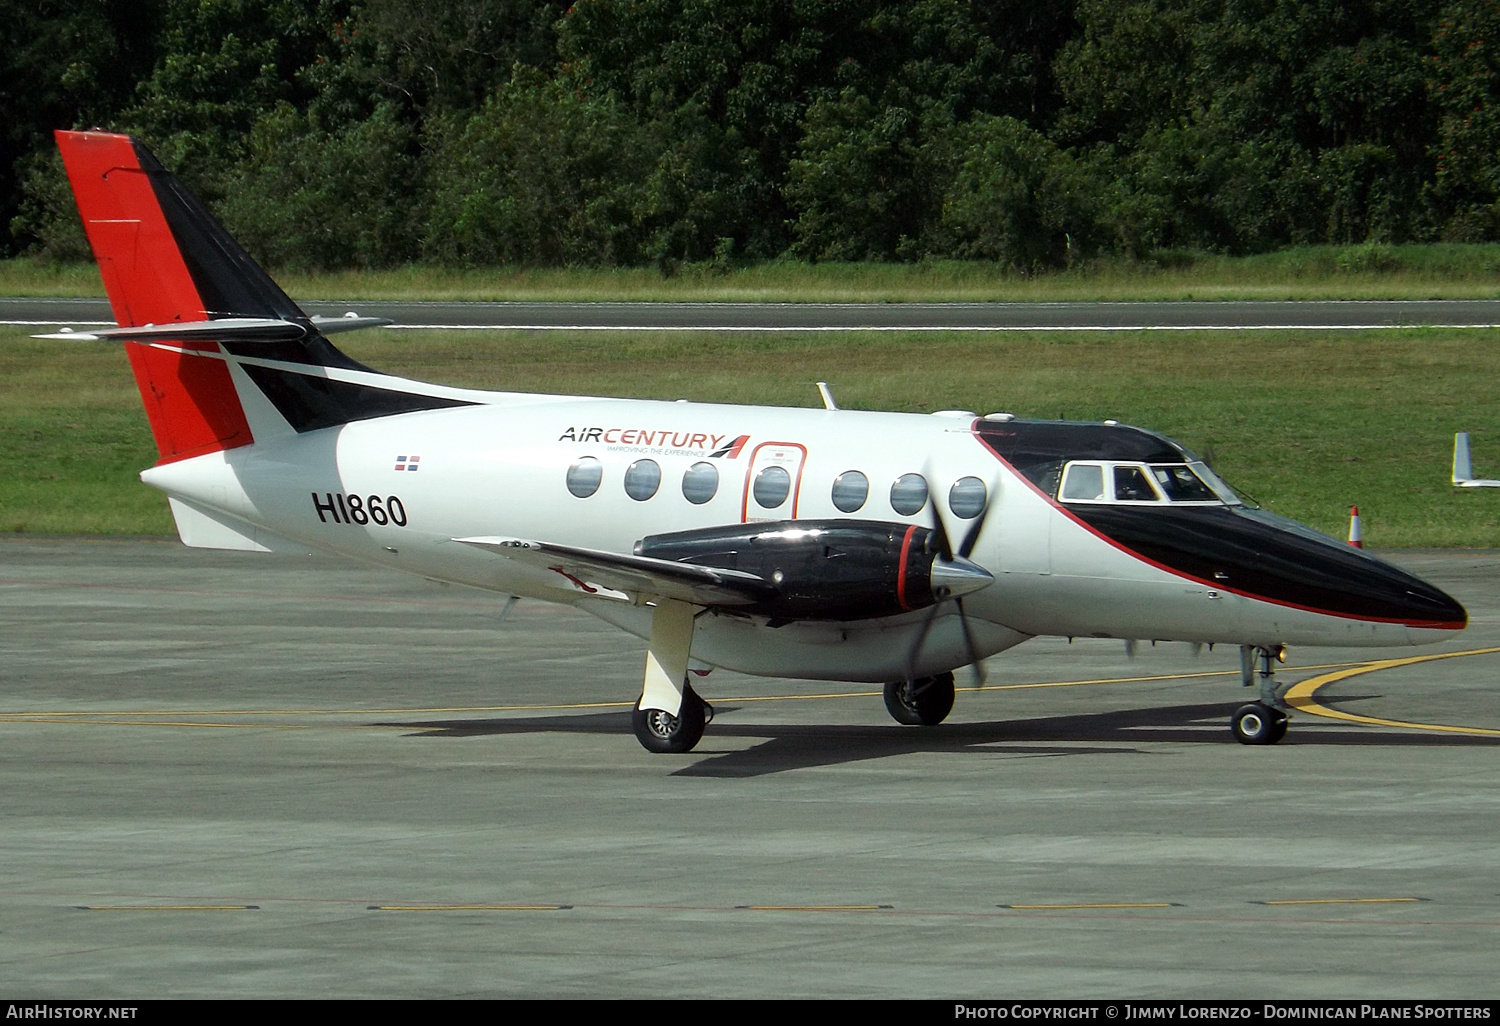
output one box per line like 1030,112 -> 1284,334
831,470 -> 868,513
753,465 -> 791,508
889,473 -> 929,516
681,462 -> 719,504
623,459 -> 661,501
566,457 -> 602,498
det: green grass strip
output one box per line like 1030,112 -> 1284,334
3,325 -> 1498,546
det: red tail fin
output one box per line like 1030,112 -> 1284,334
57,130 -> 253,463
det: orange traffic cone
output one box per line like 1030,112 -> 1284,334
1348,505 -> 1363,548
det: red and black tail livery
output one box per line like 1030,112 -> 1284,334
56,131 -> 469,462
57,129 -> 288,462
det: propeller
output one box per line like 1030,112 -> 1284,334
903,473 -> 996,689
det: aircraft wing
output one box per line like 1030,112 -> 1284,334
454,536 -> 775,607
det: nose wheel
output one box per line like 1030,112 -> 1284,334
884,672 -> 956,725
1231,702 -> 1288,745
1232,645 -> 1291,745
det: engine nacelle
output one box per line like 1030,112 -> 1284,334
635,519 -> 989,622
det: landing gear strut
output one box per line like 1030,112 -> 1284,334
633,599 -> 713,754
884,672 -> 956,726
1233,645 -> 1290,745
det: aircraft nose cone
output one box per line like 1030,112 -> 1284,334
932,555 -> 994,599
1062,505 -> 1467,630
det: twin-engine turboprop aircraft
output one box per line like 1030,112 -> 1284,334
47,130 -> 1467,753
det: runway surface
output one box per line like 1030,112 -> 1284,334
3,537 -> 1499,998
7,295 -> 1500,331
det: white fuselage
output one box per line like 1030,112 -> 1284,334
138,390 -> 1455,684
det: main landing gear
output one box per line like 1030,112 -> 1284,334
1233,644 -> 1290,745
632,599 -> 715,754
633,683 -> 713,754
883,672 -> 956,726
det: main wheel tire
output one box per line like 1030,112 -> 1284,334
1231,702 -> 1287,745
884,672 -> 957,726
633,683 -> 707,754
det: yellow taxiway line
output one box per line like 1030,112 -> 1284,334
1283,646 -> 1500,736
8,653 -> 1496,736
77,904 -> 259,911
368,904 -> 571,911
1000,902 -> 1178,910
1,661 -> 1369,722
1256,898 -> 1424,906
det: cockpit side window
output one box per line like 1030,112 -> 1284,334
1152,464 -> 1217,502
1113,465 -> 1161,502
1059,460 -> 1228,505
1060,462 -> 1105,501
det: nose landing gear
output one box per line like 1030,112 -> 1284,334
1233,645 -> 1290,745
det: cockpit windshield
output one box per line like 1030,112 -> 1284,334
1152,464 -> 1217,501
1057,460 -> 1241,506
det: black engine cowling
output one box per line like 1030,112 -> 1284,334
635,519 -> 951,622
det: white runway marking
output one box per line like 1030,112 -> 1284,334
10,320 -> 1500,333
317,322 -> 1500,332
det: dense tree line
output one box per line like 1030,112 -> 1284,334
4,0 -> 1499,270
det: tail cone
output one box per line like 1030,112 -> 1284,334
1348,505 -> 1363,548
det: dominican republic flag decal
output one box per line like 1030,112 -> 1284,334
394,455 -> 420,471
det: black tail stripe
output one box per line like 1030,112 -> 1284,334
241,365 -> 476,433
134,141 -> 305,324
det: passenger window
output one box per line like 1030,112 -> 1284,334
623,459 -> 661,501
753,465 -> 791,508
1061,463 -> 1104,501
831,470 -> 868,513
681,462 -> 719,504
1114,465 -> 1160,502
566,457 -> 602,498
890,473 -> 929,516
948,476 -> 988,519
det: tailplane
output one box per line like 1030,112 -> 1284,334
55,130 -> 464,463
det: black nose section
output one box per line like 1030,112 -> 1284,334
1067,505 -> 1468,628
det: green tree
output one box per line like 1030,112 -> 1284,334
934,115 -> 1105,268
423,73 -> 660,266
122,0 -> 349,200
2,0 -> 165,255
1429,1 -> 1500,238
1057,0 -> 1440,249
218,102 -> 421,269
561,0 -> 1078,258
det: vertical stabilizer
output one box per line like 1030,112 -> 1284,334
56,130 -> 269,463
55,130 -> 475,468
1454,432 -> 1475,485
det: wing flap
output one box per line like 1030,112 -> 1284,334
455,536 -> 773,607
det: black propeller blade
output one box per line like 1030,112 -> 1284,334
904,472 -> 994,688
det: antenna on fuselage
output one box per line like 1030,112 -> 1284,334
816,382 -> 839,411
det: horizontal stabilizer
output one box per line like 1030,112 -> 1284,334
311,314 -> 394,335
456,536 -> 774,607
34,314 -> 392,343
